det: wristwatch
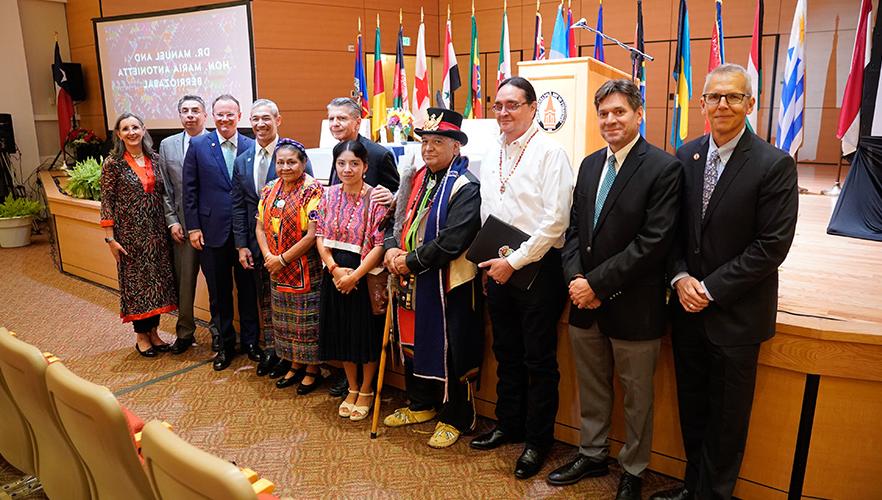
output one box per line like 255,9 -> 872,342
104,237 -> 115,243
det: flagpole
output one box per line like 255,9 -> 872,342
570,19 -> 654,62
822,155 -> 844,196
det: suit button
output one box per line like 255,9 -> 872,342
694,248 -> 700,255
585,246 -> 591,253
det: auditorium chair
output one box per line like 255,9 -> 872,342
0,328 -> 91,499
45,361 -> 155,500
0,328 -> 40,497
140,420 -> 277,500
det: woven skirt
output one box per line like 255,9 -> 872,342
272,252 -> 323,364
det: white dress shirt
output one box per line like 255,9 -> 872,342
672,126 -> 747,300
597,133 -> 641,204
480,121 -> 574,270
253,135 -> 278,192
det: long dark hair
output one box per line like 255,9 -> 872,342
110,112 -> 154,158
332,139 -> 369,170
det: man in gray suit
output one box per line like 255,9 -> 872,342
159,95 -> 220,354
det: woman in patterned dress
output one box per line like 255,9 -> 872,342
100,113 -> 177,357
316,139 -> 389,421
255,139 -> 325,394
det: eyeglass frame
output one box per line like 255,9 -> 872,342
701,92 -> 751,106
491,101 -> 530,113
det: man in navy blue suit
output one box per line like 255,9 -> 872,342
183,94 -> 260,371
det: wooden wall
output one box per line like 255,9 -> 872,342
67,0 -> 862,162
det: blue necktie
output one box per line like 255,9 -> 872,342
222,140 -> 235,179
594,155 -> 617,227
702,150 -> 721,218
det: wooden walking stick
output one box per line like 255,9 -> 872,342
370,285 -> 394,439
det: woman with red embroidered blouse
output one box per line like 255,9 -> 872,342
100,113 -> 177,357
255,139 -> 325,394
316,140 -> 388,421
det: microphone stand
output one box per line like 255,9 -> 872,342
570,20 -> 654,80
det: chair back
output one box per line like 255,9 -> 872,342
141,420 -> 258,500
0,329 -> 91,500
45,361 -> 155,500
0,328 -> 36,476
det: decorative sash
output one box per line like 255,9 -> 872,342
396,156 -> 471,383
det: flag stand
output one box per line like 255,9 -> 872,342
822,155 -> 844,196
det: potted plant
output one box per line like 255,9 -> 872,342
0,194 -> 42,248
63,156 -> 103,201
64,128 -> 106,164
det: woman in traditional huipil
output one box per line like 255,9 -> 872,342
255,139 -> 325,394
316,140 -> 388,421
100,112 -> 177,357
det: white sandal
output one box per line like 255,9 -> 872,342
338,389 -> 358,418
349,391 -> 374,421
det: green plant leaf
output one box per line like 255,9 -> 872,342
65,156 -> 103,201
0,194 -> 42,218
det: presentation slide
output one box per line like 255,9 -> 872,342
94,4 -> 255,130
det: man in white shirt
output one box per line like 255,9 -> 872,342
469,76 -> 574,481
158,95 -> 219,355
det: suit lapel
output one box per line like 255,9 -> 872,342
244,147 -> 257,198
595,138 -> 646,234
691,137 -> 710,240
582,154 -> 603,241
701,131 -> 752,229
209,131 -> 231,185
267,151 -> 277,184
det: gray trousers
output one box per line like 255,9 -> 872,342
172,240 -> 218,340
570,323 -> 661,476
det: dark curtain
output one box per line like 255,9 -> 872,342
827,137 -> 882,241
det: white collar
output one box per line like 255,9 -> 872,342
605,133 -> 641,168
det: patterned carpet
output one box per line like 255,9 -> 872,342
0,235 -> 679,498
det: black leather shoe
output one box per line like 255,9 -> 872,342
210,334 -> 221,352
170,337 -> 194,355
514,446 -> 548,480
296,372 -> 324,395
616,472 -> 642,500
649,486 -> 693,500
151,342 -> 171,353
268,360 -> 292,379
256,351 -> 280,376
275,367 -> 306,389
469,428 -> 524,450
240,343 -> 263,362
328,372 -> 349,397
546,454 -> 609,486
213,348 -> 236,371
135,343 -> 157,358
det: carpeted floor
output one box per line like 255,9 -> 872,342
0,235 -> 679,498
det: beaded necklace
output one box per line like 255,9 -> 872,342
497,129 -> 539,194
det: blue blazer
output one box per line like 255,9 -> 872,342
231,142 -> 314,262
182,130 -> 255,248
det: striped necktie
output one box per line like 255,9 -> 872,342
594,155 -> 617,227
702,150 -> 721,218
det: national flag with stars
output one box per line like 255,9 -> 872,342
442,14 -> 461,110
776,0 -> 806,156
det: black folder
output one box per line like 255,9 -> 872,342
466,214 -> 541,290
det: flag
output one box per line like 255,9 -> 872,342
636,0 -> 647,137
670,0 -> 692,150
412,11 -> 430,128
533,2 -> 546,61
706,0 -> 726,133
498,6 -> 512,88
567,1 -> 576,58
593,0 -> 605,62
372,18 -> 387,141
550,3 -> 568,60
464,10 -> 483,119
837,0 -> 873,155
747,0 -> 764,132
861,0 -> 882,137
776,0 -> 806,156
392,20 -> 409,111
353,22 -> 369,118
52,41 -> 75,148
442,15 -> 461,110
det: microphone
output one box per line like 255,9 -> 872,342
570,17 -> 589,30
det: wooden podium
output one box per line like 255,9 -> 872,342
518,57 -> 630,169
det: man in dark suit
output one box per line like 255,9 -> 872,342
182,94 -> 259,371
650,64 -> 798,500
324,97 -> 400,396
552,79 -> 681,500
158,94 -> 220,354
230,98 -> 315,378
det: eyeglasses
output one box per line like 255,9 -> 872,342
491,101 -> 529,113
702,93 -> 750,105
